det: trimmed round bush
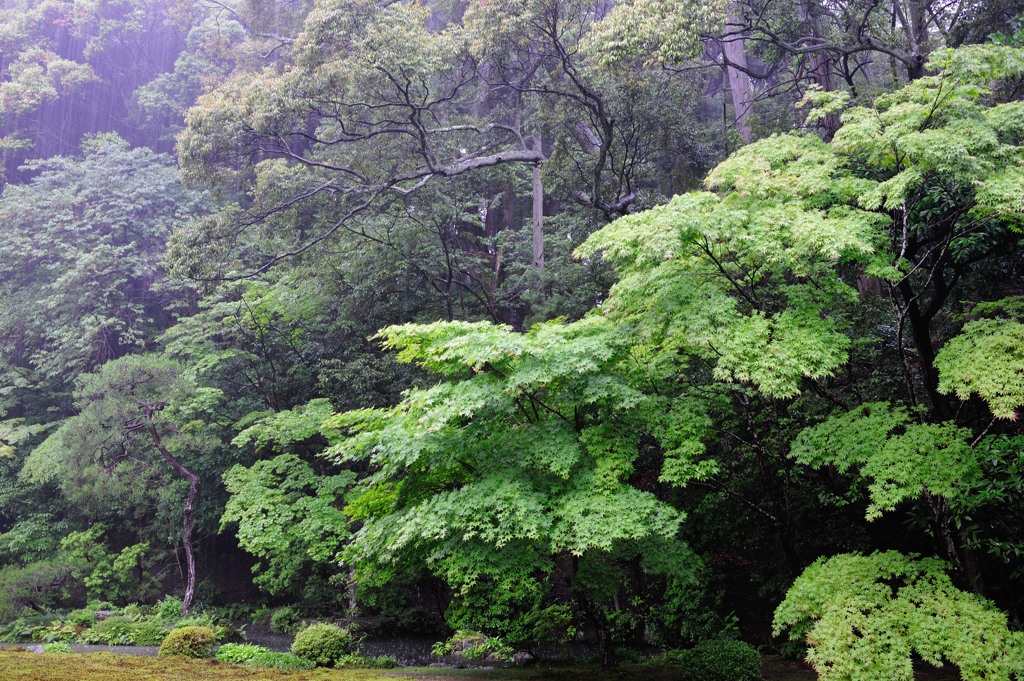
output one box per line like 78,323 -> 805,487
677,639 -> 761,681
290,622 -> 358,667
157,626 -> 216,658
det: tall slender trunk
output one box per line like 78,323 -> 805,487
531,133 -> 544,272
147,420 -> 199,615
723,2 -> 753,143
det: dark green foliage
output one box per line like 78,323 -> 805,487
668,639 -> 762,681
0,562 -> 77,622
290,622 -> 359,668
333,654 -> 399,669
269,607 -> 301,635
157,626 -> 216,658
0,135 -> 205,387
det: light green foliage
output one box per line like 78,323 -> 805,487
431,630 -> 515,662
578,43 -> 1024,408
290,622 -> 359,668
577,135 -> 878,398
584,0 -> 727,66
232,399 -> 335,452
936,315 -> 1024,419
790,403 -> 976,520
216,643 -> 317,670
221,451 -> 354,596
328,316 -> 707,651
59,525 -> 152,604
831,45 -> 1024,214
40,641 -> 73,653
773,552 -> 1024,681
155,596 -> 184,623
332,654 -> 399,669
157,626 -> 216,658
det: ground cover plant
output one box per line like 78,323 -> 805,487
0,599 -> 242,648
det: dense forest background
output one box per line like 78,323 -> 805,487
0,0 -> 1023,676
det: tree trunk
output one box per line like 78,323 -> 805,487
347,566 -> 358,613
532,133 -> 544,272
147,420 -> 199,615
722,2 -> 753,143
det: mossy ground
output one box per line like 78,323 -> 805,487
0,650 -> 396,680
0,650 -> 962,680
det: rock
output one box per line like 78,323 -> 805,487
514,651 -> 535,666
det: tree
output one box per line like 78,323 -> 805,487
0,0 -> 193,174
573,38 -> 1024,639
0,133 -> 206,392
222,399 -> 355,600
27,355 -> 224,614
324,317 -> 713,665
773,552 -> 1024,681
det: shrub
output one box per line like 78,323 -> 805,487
67,609 -> 96,628
214,643 -> 265,664
155,596 -> 183,623
32,622 -> 78,643
269,606 -> 300,634
0,615 -> 60,643
432,630 -> 514,662
40,642 -> 73,653
157,626 -> 216,658
215,643 -> 316,670
251,604 -> 272,624
247,649 -> 317,670
75,616 -> 167,645
674,639 -> 761,681
76,617 -> 136,645
335,653 -> 400,668
175,613 -> 216,629
214,623 -> 246,643
127,620 -> 169,646
290,622 -> 359,667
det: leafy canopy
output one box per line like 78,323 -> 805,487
325,316 -> 710,612
773,551 -> 1024,681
